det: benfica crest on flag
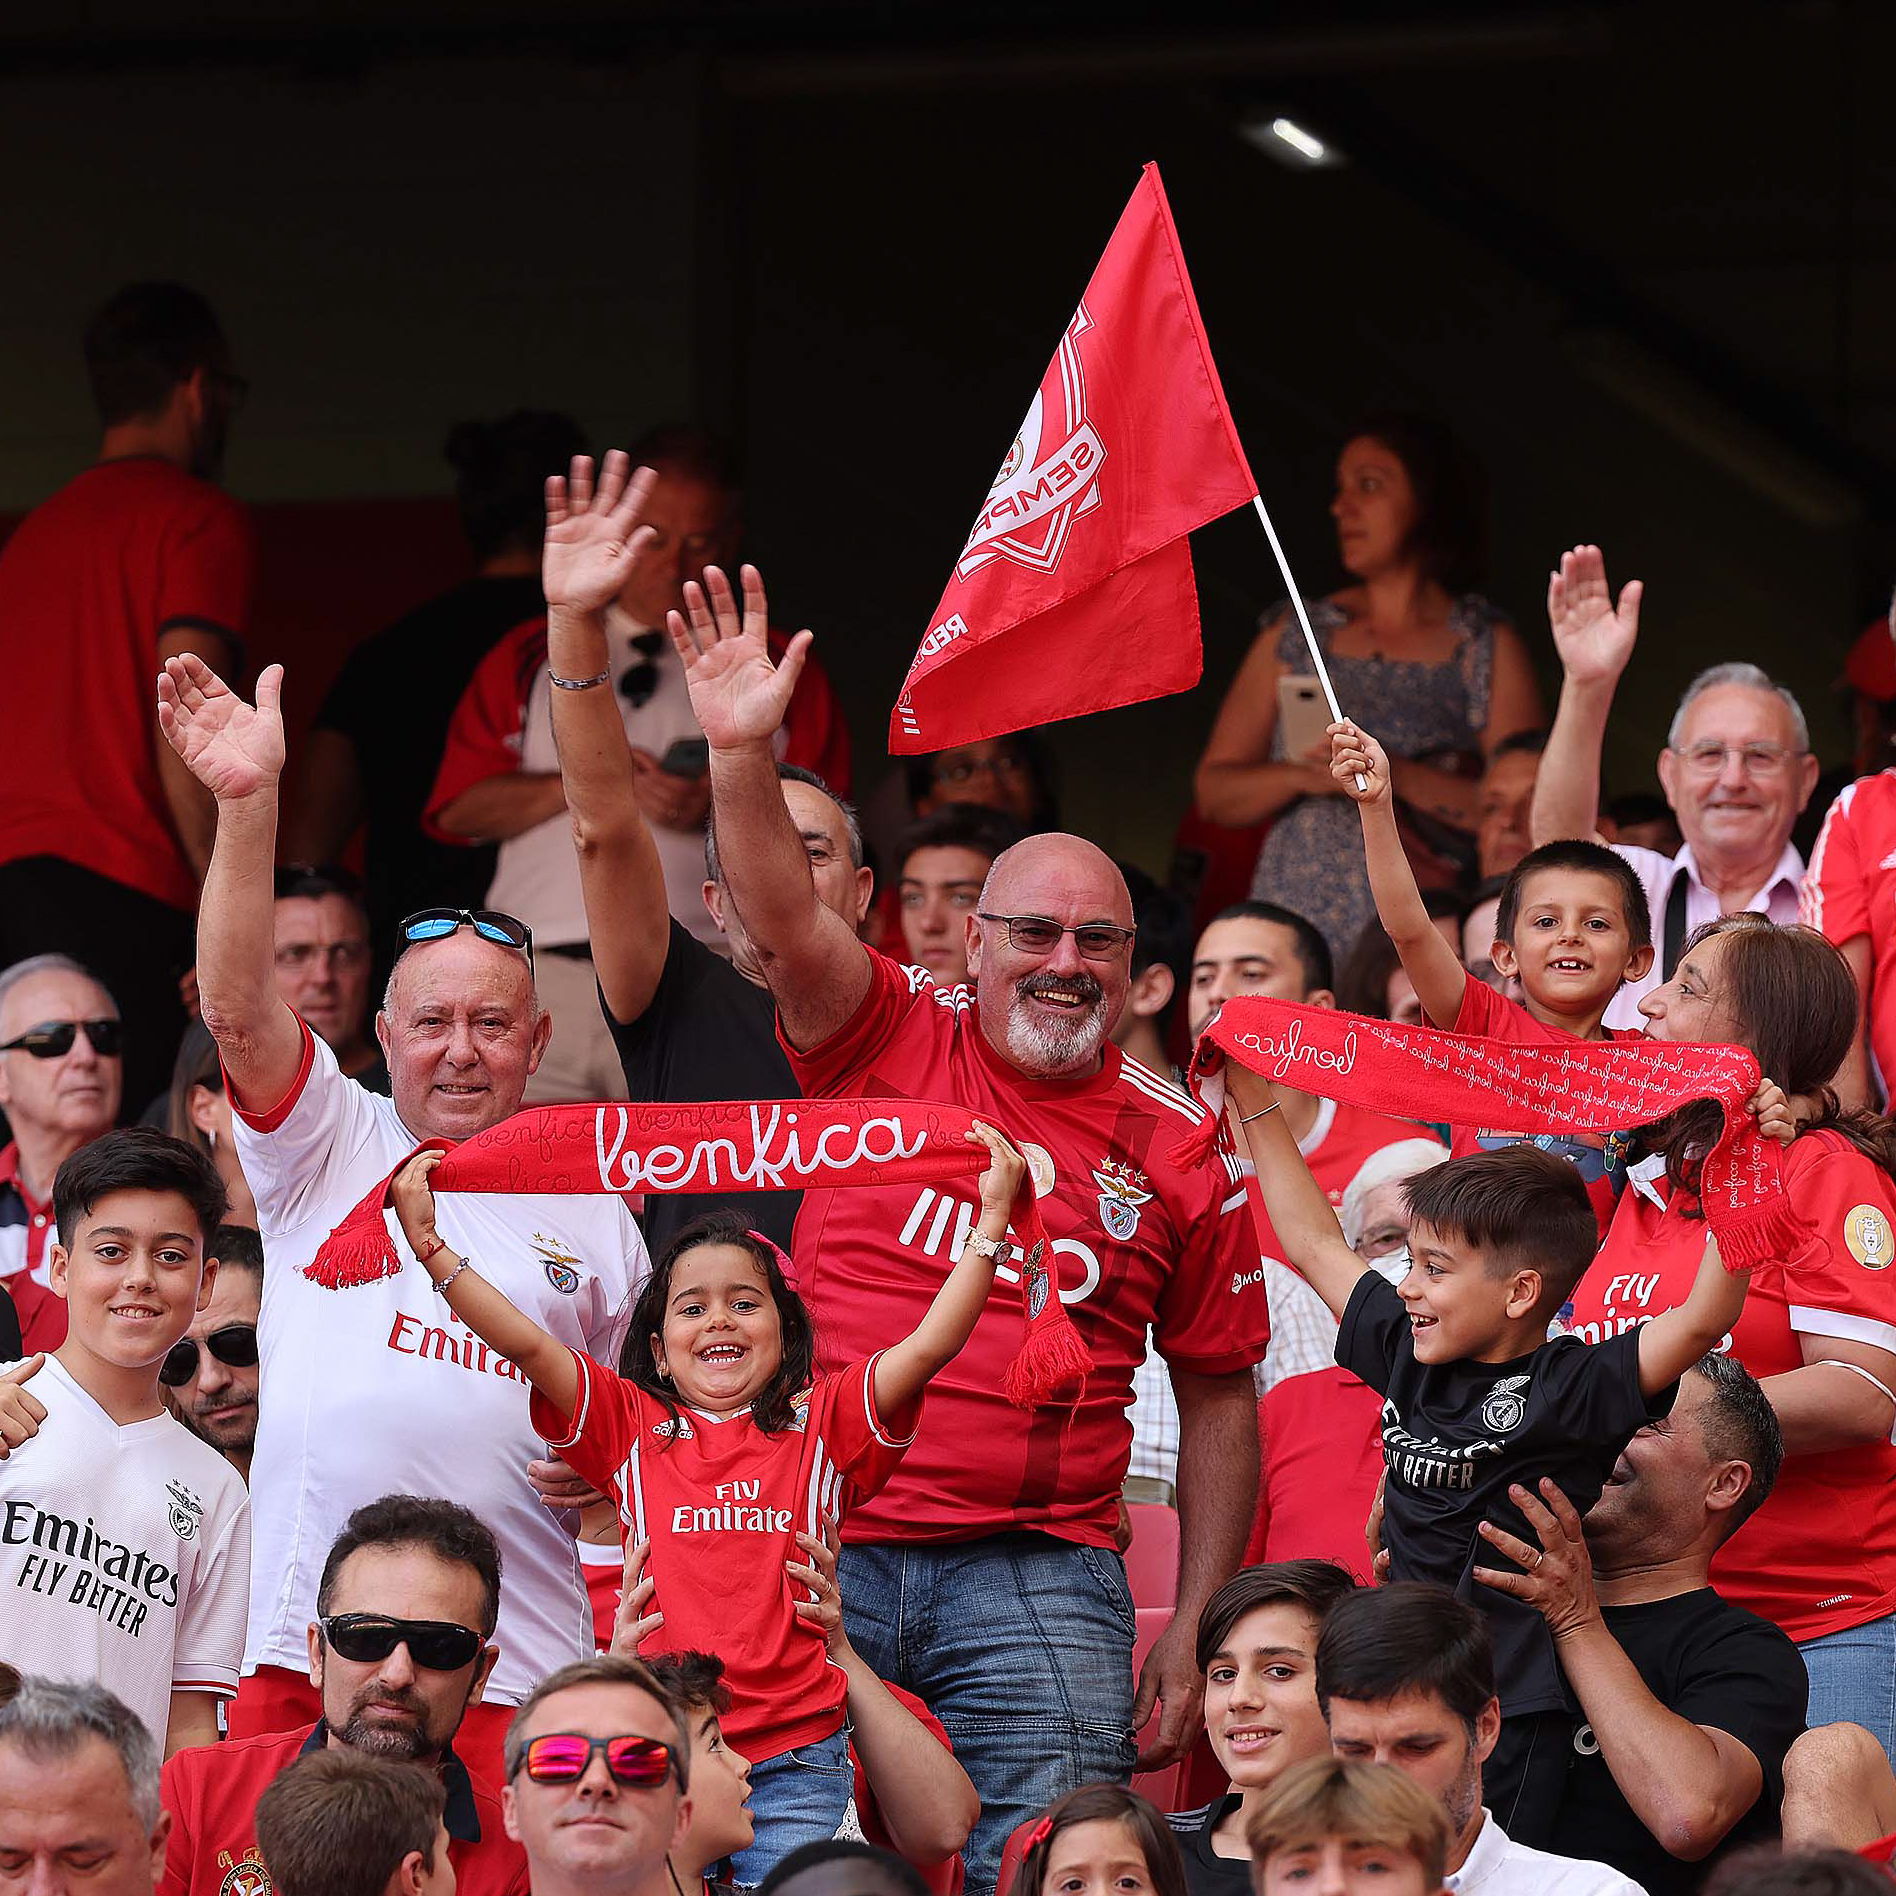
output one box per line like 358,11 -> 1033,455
890,162 -> 1257,754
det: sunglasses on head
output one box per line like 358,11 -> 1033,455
320,1614 -> 485,1672
0,1018 -> 122,1059
515,1733 -> 676,1787
158,1324 -> 258,1387
394,908 -> 535,971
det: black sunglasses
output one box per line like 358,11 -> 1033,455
395,908 -> 535,971
320,1614 -> 485,1672
516,1733 -> 676,1787
0,1018 -> 123,1059
620,630 -> 666,709
159,1324 -> 259,1388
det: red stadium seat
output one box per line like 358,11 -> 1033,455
1123,1504 -> 1180,1611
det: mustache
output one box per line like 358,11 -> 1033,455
1017,972 -> 1104,1006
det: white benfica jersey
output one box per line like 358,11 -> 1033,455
0,1353 -> 251,1742
231,1024 -> 643,1703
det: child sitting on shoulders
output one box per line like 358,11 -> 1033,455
1332,718 -> 1653,1228
1224,1051 -> 1769,1848
390,1122 -> 1024,1889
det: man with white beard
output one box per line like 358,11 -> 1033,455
637,522 -> 1266,1895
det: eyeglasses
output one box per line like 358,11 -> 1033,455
933,750 -> 1029,788
0,1018 -> 123,1059
976,912 -> 1136,959
320,1614 -> 485,1672
515,1733 -> 677,1788
159,1324 -> 258,1387
620,630 -> 666,709
1676,742 -> 1805,778
395,908 -> 535,971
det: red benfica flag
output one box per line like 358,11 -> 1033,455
890,162 -> 1256,753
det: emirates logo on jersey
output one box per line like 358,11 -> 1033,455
955,303 -> 1104,582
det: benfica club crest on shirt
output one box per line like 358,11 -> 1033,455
1092,1160 -> 1153,1242
891,161 -> 1256,754
217,1848 -> 273,1896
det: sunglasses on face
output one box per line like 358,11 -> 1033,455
394,908 -> 535,972
320,1614 -> 485,1672
0,1018 -> 123,1059
158,1324 -> 259,1387
515,1733 -> 676,1787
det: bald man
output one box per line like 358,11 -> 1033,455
661,541 -> 1266,1896
160,652 -> 646,1772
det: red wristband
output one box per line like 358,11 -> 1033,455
415,1234 -> 446,1266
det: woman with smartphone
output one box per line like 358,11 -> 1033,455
1192,413 -> 1540,964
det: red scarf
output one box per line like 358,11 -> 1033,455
304,1097 -> 1091,1409
1180,998 -> 1797,1270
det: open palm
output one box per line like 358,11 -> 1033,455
1547,544 -> 1642,687
670,564 -> 811,749
543,451 -> 659,614
157,655 -> 286,801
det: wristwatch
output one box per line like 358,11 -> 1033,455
964,1230 -> 1016,1267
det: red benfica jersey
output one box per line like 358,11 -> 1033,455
159,1721 -> 528,1896
1803,772 -> 1896,1098
533,1350 -> 913,1759
0,459 -> 252,910
1568,1131 -> 1896,1640
783,955 -> 1266,1545
1450,975 -> 1636,1235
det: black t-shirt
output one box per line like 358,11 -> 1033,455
1166,1798 -> 1254,1896
1337,1274 -> 1672,1716
604,920 -> 800,1266
1548,1588 -> 1808,1896
313,574 -> 543,948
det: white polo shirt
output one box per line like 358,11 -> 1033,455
0,1353 -> 251,1743
231,1023 -> 644,1704
1603,841 -> 1804,1030
1448,1811 -> 1647,1896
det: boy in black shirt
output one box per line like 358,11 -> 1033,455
1224,1055 -> 1753,1849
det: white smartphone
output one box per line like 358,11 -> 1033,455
1276,673 -> 1332,759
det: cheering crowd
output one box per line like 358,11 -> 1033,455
3,281 -> 1896,1896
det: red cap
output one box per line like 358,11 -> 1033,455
1846,615 -> 1896,700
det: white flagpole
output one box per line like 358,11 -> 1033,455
1250,491 -> 1364,788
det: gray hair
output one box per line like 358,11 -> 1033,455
704,763 -> 863,887
0,953 -> 116,1024
1667,663 -> 1810,754
1339,1140 -> 1448,1250
379,947 -> 543,1027
0,1675 -> 161,1832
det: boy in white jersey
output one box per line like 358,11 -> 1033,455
0,1127 -> 250,1754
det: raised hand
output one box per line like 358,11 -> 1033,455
543,452 -> 660,615
669,564 -> 811,750
0,1355 -> 46,1459
1329,719 -> 1391,805
608,1537 -> 664,1654
157,655 -> 286,801
1547,544 -> 1641,687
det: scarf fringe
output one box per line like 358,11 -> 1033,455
1003,1314 -> 1094,1410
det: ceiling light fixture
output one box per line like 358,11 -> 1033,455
1241,113 -> 1345,169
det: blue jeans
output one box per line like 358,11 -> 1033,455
840,1533 -> 1138,1896
1800,1611 -> 1896,1770
728,1724 -> 854,1889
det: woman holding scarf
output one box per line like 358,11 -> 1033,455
1567,914 -> 1896,1761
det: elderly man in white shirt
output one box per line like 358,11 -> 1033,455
1528,545 -> 1819,1028
158,654 -> 646,1782
1317,1582 -> 1647,1896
